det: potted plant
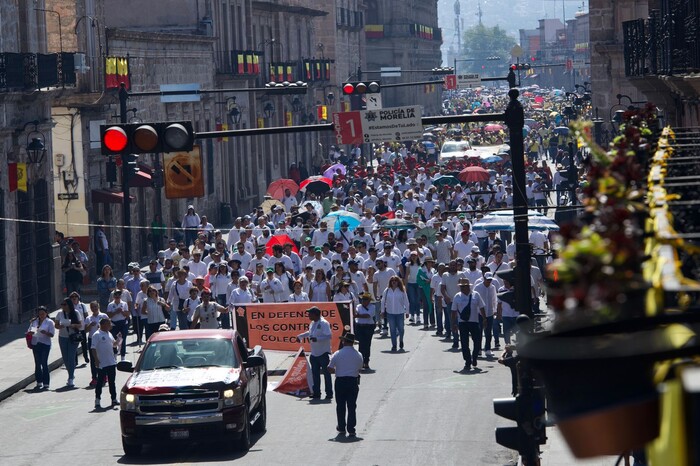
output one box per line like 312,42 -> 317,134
519,105 -> 662,458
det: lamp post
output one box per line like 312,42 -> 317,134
227,97 -> 242,126
24,121 -> 47,165
263,101 -> 275,120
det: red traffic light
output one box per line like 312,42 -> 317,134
102,126 -> 128,153
343,81 -> 380,95
343,83 -> 355,95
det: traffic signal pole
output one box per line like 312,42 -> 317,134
119,83 -> 132,264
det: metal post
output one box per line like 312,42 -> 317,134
504,89 -> 532,318
567,142 -> 577,205
119,83 -> 131,264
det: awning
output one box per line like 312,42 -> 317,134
129,170 -> 152,188
91,189 -> 135,204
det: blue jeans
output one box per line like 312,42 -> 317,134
33,342 -> 51,386
310,353 -> 332,397
407,283 -> 421,317
58,336 -> 78,380
110,320 -> 128,358
386,313 -> 405,348
502,317 -> 518,344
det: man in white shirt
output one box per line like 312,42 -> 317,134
451,278 -> 486,371
453,230 -> 476,260
91,317 -> 119,408
372,259 -> 396,336
474,272 -> 499,356
231,243 -> 253,271
282,189 -> 298,211
187,250 -> 208,279
106,291 -> 129,361
441,261 -> 466,347
327,332 -> 364,436
296,306 -> 333,399
226,218 -> 243,250
309,247 -> 332,275
311,222 -> 331,248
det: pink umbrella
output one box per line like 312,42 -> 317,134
323,163 -> 346,179
484,124 -> 504,132
267,178 -> 299,200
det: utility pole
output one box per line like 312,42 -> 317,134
118,83 -> 132,264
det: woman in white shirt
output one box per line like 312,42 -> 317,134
142,286 -> 170,340
289,281 -> 310,302
55,297 -> 84,387
381,277 -> 409,352
83,301 -> 108,386
273,262 -> 293,303
28,306 -> 55,390
403,252 -> 423,325
309,269 -> 331,302
333,281 -> 357,306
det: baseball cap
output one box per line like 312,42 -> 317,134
484,272 -> 494,280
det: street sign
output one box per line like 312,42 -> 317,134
456,73 -> 481,89
160,83 -> 201,103
360,105 -> 423,143
334,105 -> 424,144
511,45 -> 524,58
444,74 -> 457,90
334,111 -> 364,145
380,66 -> 401,77
366,93 -> 383,110
57,192 -> 78,200
163,146 -> 204,199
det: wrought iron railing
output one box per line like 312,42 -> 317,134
623,0 -> 700,77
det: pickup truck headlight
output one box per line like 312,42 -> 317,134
223,387 -> 244,406
121,392 -> 137,411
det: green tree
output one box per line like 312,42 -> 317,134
458,24 -> 516,76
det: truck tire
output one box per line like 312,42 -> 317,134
122,438 -> 141,457
252,394 -> 267,434
236,407 -> 251,451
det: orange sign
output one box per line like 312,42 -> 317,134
274,347 -> 313,397
232,302 -> 353,352
163,146 -> 204,199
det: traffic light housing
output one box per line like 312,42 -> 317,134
342,81 -> 381,96
100,121 -> 195,155
264,81 -> 309,95
509,63 -> 532,71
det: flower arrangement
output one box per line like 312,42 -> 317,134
546,104 -> 659,327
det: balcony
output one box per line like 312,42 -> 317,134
0,52 -> 77,92
623,0 -> 700,77
215,50 -> 263,77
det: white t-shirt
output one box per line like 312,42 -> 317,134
107,301 -> 129,322
193,302 -> 220,329
91,329 -> 117,368
84,313 -> 108,338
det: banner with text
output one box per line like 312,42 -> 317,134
273,347 -> 314,397
233,302 -> 354,352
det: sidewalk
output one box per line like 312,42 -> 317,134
0,321 -> 295,404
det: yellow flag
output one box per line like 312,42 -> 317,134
17,163 -> 27,192
222,124 -> 229,142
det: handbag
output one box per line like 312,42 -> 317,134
69,328 -> 85,344
25,332 -> 35,349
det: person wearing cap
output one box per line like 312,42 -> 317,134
309,247 -> 332,275
451,278 -> 486,371
259,267 -> 284,303
187,249 -> 207,279
181,205 -> 200,246
333,281 -> 357,306
474,272 -> 500,356
191,288 -> 227,329
327,332 -> 364,436
297,306 -> 334,399
467,245 -> 485,269
91,316 -> 120,408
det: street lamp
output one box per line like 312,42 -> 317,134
23,121 -> 47,165
326,92 -> 335,107
263,101 -> 275,119
227,97 -> 242,125
291,96 -> 302,113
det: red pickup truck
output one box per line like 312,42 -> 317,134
117,329 -> 267,456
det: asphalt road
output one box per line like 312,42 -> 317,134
0,321 -> 517,466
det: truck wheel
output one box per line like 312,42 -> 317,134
236,407 -> 251,451
122,438 -> 141,457
252,394 -> 267,434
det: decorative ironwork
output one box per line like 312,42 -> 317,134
623,0 -> 700,77
0,52 -> 76,91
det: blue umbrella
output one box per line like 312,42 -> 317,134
323,211 -> 361,231
482,155 -> 503,163
553,126 -> 570,136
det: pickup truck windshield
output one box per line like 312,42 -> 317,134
139,338 -> 238,371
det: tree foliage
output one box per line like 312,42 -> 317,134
459,24 -> 516,74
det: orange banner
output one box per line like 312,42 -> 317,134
232,301 -> 353,352
273,347 -> 313,397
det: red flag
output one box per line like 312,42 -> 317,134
274,347 -> 313,397
380,211 -> 396,220
8,163 -> 17,192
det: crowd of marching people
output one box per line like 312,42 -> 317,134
27,84 -> 583,394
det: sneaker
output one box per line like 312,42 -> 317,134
36,383 -> 44,390
67,378 -> 74,387
111,398 -> 119,406
391,346 -> 397,352
463,363 -> 471,371
399,340 -> 404,350
120,356 -> 126,362
95,398 -> 101,409
485,350 -> 493,357
42,385 -> 49,391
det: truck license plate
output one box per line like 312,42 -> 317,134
170,429 -> 189,439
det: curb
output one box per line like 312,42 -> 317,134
0,357 -> 64,403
